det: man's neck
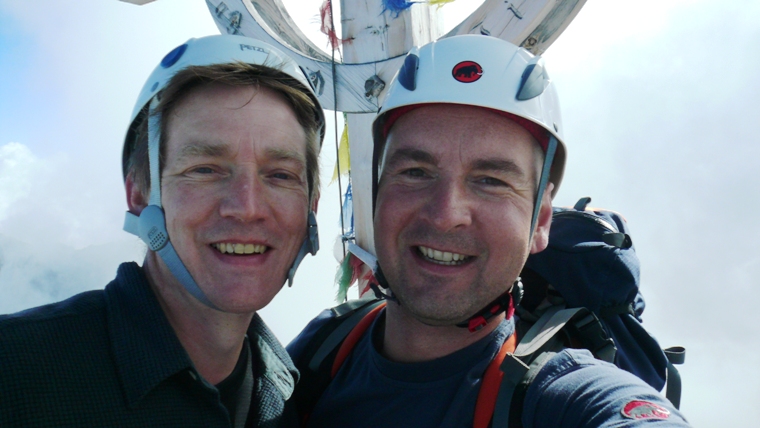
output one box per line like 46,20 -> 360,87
143,255 -> 254,385
381,301 -> 505,363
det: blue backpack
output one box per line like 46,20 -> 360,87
520,197 -> 684,404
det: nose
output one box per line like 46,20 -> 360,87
219,171 -> 270,222
421,178 -> 473,232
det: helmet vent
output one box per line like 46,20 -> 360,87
398,53 -> 419,91
517,61 -> 549,101
160,44 -> 188,69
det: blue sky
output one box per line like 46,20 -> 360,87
0,12 -> 46,151
1,0 -> 759,425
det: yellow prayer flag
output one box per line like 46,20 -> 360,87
428,0 -> 456,8
331,125 -> 351,184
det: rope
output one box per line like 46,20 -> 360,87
327,0 -> 347,258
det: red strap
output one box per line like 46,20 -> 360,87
473,332 -> 518,428
331,302 -> 388,377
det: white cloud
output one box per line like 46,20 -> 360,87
0,142 -> 39,219
0,234 -> 145,314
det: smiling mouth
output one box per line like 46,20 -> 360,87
212,243 -> 268,255
417,245 -> 472,266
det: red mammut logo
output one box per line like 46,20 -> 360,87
452,61 -> 483,83
621,400 -> 671,420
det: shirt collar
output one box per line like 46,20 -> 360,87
248,313 -> 299,400
369,311 -> 515,382
105,262 -> 299,408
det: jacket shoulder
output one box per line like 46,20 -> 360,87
0,290 -> 108,361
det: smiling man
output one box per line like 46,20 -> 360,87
287,35 -> 690,427
0,35 -> 323,427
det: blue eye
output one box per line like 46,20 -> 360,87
403,168 -> 426,177
194,167 -> 214,174
478,177 -> 507,186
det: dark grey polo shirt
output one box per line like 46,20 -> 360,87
0,262 -> 299,427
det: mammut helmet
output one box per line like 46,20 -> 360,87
122,35 -> 324,309
372,35 -> 566,230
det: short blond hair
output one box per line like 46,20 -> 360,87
125,62 -> 321,203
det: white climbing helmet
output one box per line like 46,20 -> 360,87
122,34 -> 325,179
372,34 -> 566,200
121,35 -> 323,309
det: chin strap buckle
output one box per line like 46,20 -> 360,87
288,211 -> 320,287
458,279 -> 521,333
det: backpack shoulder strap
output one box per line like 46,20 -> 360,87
473,332 -> 518,428
305,298 -> 385,372
292,298 -> 385,422
331,301 -> 387,376
488,307 -> 615,427
664,346 -> 686,409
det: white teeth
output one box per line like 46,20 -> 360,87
417,246 -> 469,265
214,243 -> 268,255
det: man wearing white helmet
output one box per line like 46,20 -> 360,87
288,35 -> 690,427
0,35 -> 323,427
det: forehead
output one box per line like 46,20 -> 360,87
165,82 -> 307,158
383,104 -> 538,165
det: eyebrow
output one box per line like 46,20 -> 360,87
178,142 -> 229,160
382,147 -> 437,170
177,143 -> 305,167
472,158 -> 527,179
264,147 -> 306,168
382,148 -> 529,180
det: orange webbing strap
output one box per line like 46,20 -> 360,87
330,301 -> 388,377
473,332 -> 518,428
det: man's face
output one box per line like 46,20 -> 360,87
374,104 -> 543,326
158,83 -> 311,313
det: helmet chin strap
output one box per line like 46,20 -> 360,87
124,207 -> 220,310
123,100 -> 220,310
529,135 -> 557,236
454,135 -> 559,331
368,265 -> 399,304
287,211 -> 319,287
456,279 -> 523,332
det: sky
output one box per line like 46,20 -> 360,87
1,0 -> 759,425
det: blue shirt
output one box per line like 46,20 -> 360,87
288,307 -> 690,427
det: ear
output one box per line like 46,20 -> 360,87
311,194 -> 319,214
529,182 -> 554,254
125,173 -> 148,216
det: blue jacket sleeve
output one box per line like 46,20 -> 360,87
522,349 -> 691,427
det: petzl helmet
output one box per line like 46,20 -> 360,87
372,35 -> 566,230
122,35 -> 324,309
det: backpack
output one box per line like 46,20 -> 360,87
290,197 -> 685,427
520,197 -> 685,400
